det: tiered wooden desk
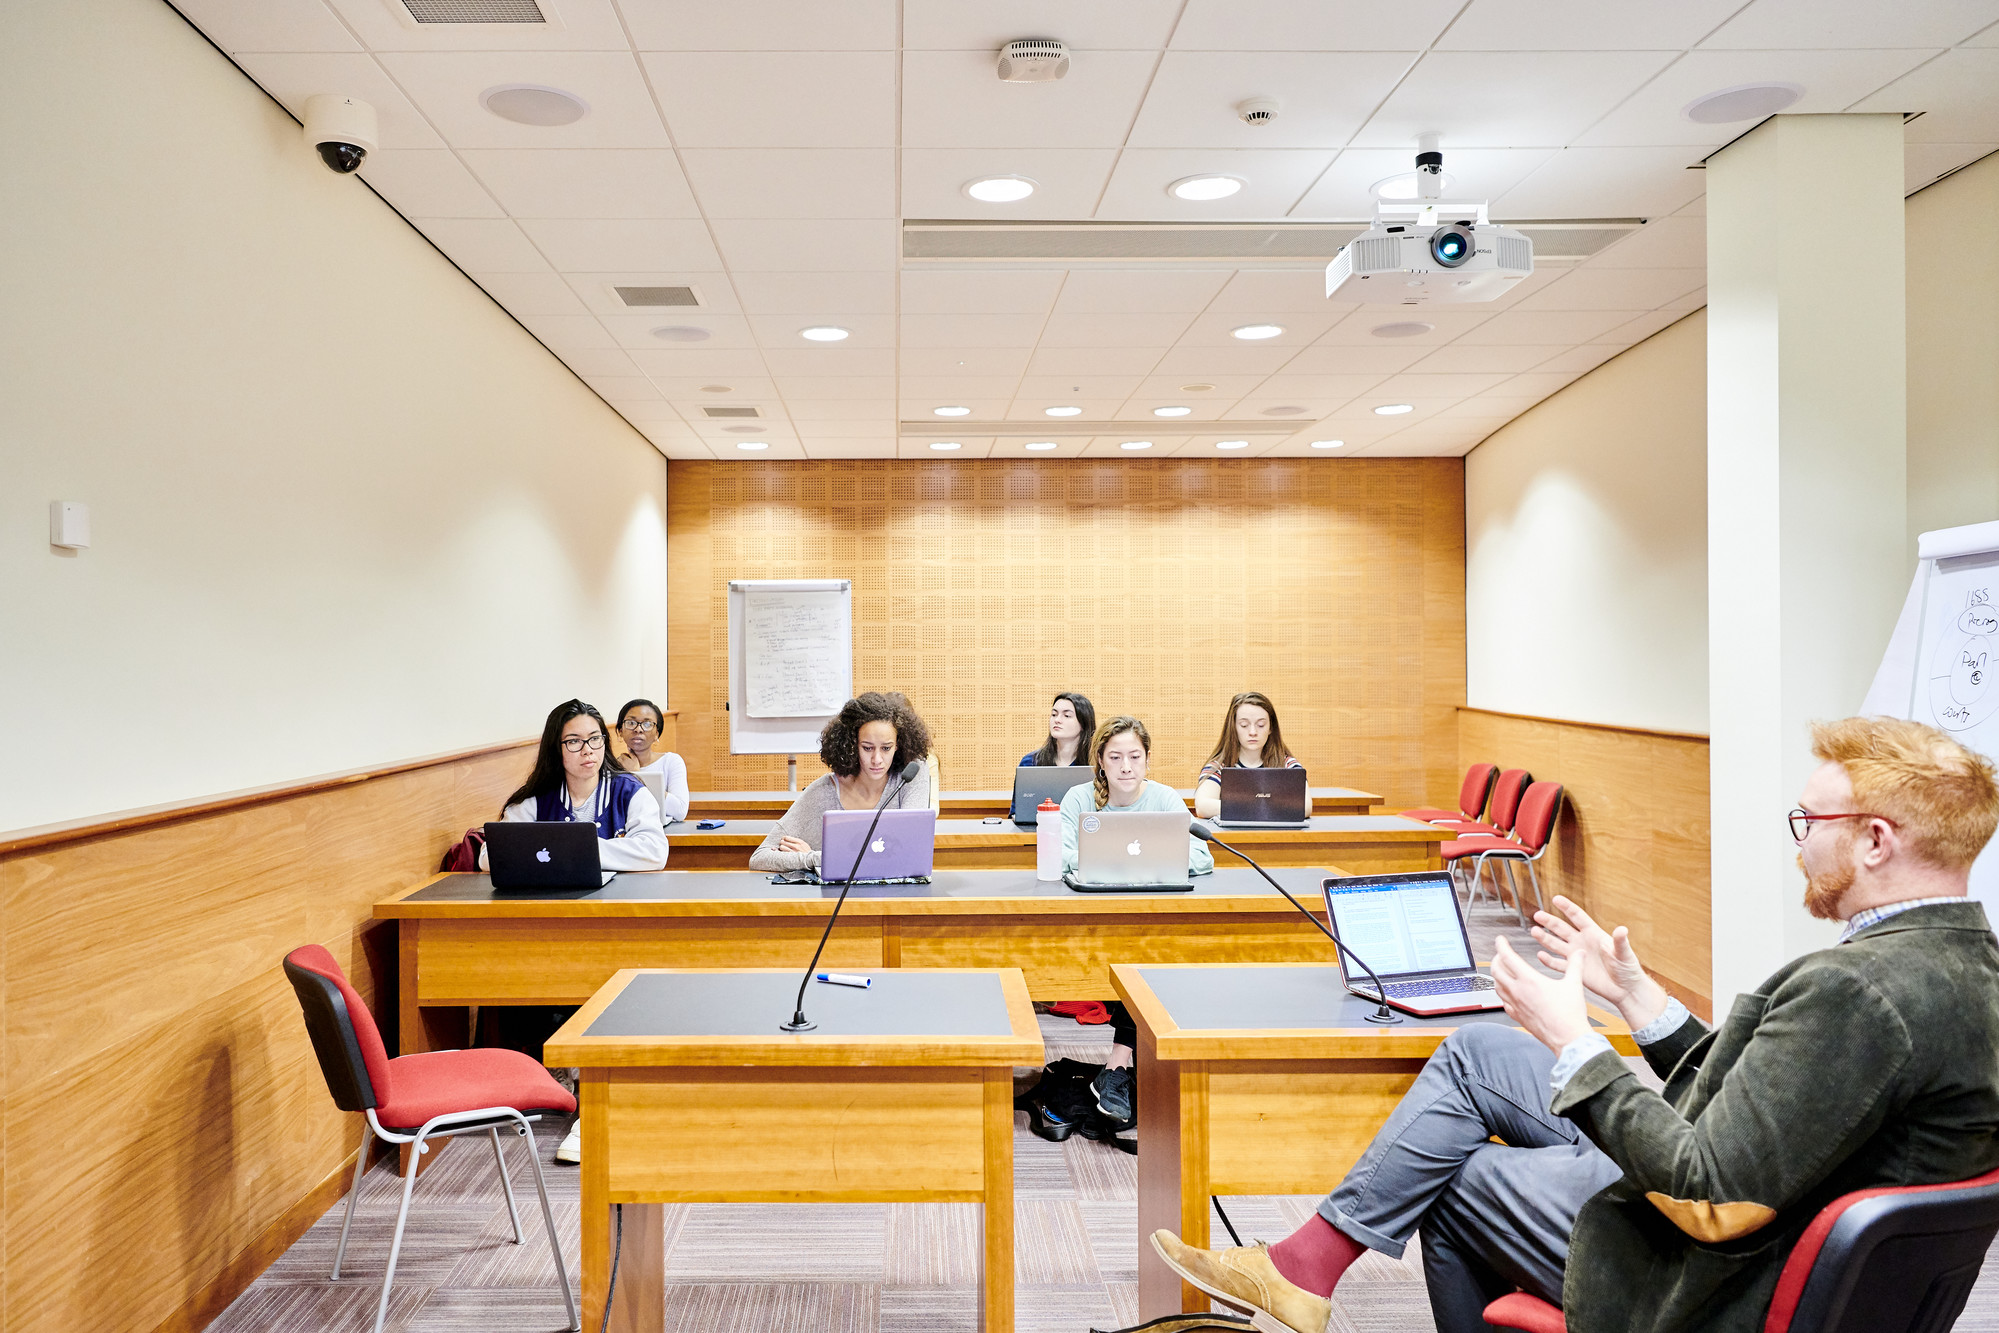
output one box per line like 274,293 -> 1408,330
686,787 -> 1382,820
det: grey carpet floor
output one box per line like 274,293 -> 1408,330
209,899 -> 1999,1331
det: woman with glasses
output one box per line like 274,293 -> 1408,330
616,697 -> 690,822
479,698 -> 668,874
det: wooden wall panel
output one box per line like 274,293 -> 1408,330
0,742 -> 531,1333
1457,708 -> 1712,1017
667,459 -> 1467,812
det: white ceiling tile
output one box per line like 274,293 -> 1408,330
1352,51 -> 1680,148
1148,345 -> 1298,375
802,440 -> 901,459
376,52 -> 670,149
1456,308 -> 1638,343
622,0 -> 898,50
899,270 -> 1065,314
1590,307 -> 1697,345
1291,147 -> 1557,218
1701,0 -> 1999,49
899,314 -> 1050,348
710,219 -> 898,271
788,400 -> 899,421
904,1 -> 1184,50
1037,310 -> 1190,348
554,347 -> 642,376
1372,371 -> 1517,398
1406,343 -> 1568,373
234,53 -> 444,150
472,270 -> 592,315
1128,53 -> 1416,150
1493,147 -> 1707,218
1174,308 -> 1344,346
764,346 -> 899,376
518,218 -> 723,270
518,313 -> 619,350
1245,373 -> 1388,400
1435,395 -> 1544,419
1531,343 -> 1629,375
1129,374 -> 1262,398
1312,307 -> 1497,345
1015,375 -> 1148,398
1854,49 -> 1999,144
625,347 -> 770,376
1438,0 -> 1746,50
1170,0 -> 1462,50
900,149 -> 1120,219
643,53 -> 896,147
601,312 -> 760,349
1206,270 -> 1350,313
1578,49 -> 1940,148
460,149 -> 698,218
681,149 -> 895,219
416,217 -> 550,271
748,314 -> 897,347
1024,347 -> 1167,376
900,346 -> 1032,377
1586,215 -> 1706,268
1499,371 -> 1586,399
648,376 -> 778,399
323,0 -> 632,49
903,50 -> 1160,149
900,375 -> 1022,399
562,272 -> 738,315
1906,143 -> 1999,192
582,375 -> 664,401
771,376 -> 897,399
171,0 -> 359,53
1095,150 -> 1336,219
1513,267 -> 1704,311
730,272 -> 896,315
358,150 -> 504,217
900,438 -> 997,459
1052,270 -> 1233,313
1274,343 -> 1432,375
607,399 -> 688,423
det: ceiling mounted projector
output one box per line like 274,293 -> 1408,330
997,37 -> 1068,82
1326,142 -> 1532,305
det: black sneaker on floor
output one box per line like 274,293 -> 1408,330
1090,1065 -> 1135,1121
1077,1109 -> 1137,1153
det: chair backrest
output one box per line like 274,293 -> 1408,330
1458,763 -> 1500,821
283,945 -> 392,1114
1487,768 -> 1532,833
1765,1166 -> 1999,1333
1511,783 -> 1563,853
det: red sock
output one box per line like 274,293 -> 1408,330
1266,1214 -> 1367,1297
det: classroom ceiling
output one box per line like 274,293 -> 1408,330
175,0 -> 1999,460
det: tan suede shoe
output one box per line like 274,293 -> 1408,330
1149,1231 -> 1333,1333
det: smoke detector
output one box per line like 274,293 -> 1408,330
1237,97 -> 1280,127
997,38 -> 1068,83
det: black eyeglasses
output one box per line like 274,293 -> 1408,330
1788,808 -> 1897,843
619,719 -> 658,734
560,734 -> 607,753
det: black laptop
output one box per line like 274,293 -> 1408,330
1010,766 -> 1093,824
1214,766 -> 1310,828
483,821 -> 616,890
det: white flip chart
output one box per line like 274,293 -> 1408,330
743,590 -> 847,719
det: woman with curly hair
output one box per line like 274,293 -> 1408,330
748,691 -> 934,872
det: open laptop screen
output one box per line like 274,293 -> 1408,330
1324,876 -> 1474,978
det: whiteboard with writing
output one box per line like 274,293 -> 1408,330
726,579 -> 852,755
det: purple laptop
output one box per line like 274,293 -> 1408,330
819,808 -> 937,882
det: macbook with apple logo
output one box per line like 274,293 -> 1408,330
1065,810 -> 1195,892
818,808 -> 937,884
482,821 -> 616,891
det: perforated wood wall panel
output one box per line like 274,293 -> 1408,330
666,459 -> 1465,809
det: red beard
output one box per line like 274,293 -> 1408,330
1799,845 -> 1857,922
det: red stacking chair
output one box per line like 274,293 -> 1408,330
1444,781 -> 1562,926
283,946 -> 580,1333
1403,763 -> 1501,827
1455,767 -> 1531,838
1484,1164 -> 1999,1333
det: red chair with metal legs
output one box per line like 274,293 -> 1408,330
283,945 -> 580,1333
1482,1164 -> 1999,1333
1402,762 -> 1500,827
1444,781 -> 1562,926
1442,768 -> 1532,910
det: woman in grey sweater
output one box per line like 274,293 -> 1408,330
748,692 -> 934,872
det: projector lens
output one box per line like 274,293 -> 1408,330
1431,227 -> 1473,268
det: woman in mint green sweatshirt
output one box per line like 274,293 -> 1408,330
1058,715 -> 1216,876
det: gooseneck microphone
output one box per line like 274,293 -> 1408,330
1189,821 -> 1402,1025
780,760 -> 923,1033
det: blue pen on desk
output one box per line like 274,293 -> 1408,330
815,972 -> 871,988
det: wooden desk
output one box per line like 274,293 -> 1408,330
545,968 -> 1042,1333
663,815 -> 1441,872
685,786 -> 1384,821
379,868 -> 1353,1058
1112,962 -> 1637,1320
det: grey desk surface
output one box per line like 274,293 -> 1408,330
406,865 -> 1336,904
583,971 -> 1013,1038
659,816 -> 1433,840
1136,965 -> 1600,1033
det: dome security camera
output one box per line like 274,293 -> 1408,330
303,95 -> 378,174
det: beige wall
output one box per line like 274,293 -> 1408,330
1464,311 -> 1709,733
1907,150 -> 1999,550
0,0 -> 668,833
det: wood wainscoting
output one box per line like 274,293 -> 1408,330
0,740 -> 532,1333
1456,708 -> 1712,1019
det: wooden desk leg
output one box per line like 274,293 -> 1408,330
1136,1037 -> 1211,1319
979,1069 -> 1015,1333
580,1075 -> 665,1333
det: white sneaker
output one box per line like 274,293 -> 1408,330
555,1120 -> 581,1164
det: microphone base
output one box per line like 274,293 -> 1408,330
779,1016 -> 817,1033
1363,1008 -> 1404,1025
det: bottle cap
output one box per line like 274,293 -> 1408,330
1038,799 -> 1059,811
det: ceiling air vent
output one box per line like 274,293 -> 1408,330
702,406 -> 761,418
614,285 -> 699,307
399,0 -> 546,21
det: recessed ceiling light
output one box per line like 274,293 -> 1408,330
933,405 -> 972,417
1215,440 -> 1250,450
736,441 -> 769,450
1153,405 -> 1192,417
1025,441 -> 1058,451
1260,405 -> 1307,416
1684,82 -> 1804,125
700,384 -> 733,393
723,424 -> 767,433
1232,323 -> 1283,340
1371,321 -> 1434,339
1169,174 -> 1245,201
1371,171 -> 1457,201
964,175 -> 1037,203
1120,441 -> 1153,450
799,326 -> 849,341
1374,403 -> 1415,416
1310,439 -> 1343,449
1180,383 -> 1216,392
929,441 -> 962,450
1045,405 -> 1083,417
651,325 -> 709,342
481,85 -> 589,126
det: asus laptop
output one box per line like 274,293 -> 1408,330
1214,766 -> 1311,829
1064,809 -> 1194,893
1011,766 -> 1093,824
1320,871 -> 1502,1016
483,821 -> 616,891
819,808 -> 937,883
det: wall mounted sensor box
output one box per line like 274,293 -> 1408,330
50,501 -> 90,549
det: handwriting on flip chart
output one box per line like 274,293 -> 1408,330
744,591 -> 846,718
1929,589 -> 1998,733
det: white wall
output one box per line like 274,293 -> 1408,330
1464,311 -> 1709,734
0,0 -> 668,832
1907,150 -> 1999,550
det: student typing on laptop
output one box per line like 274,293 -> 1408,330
478,698 -> 667,875
1192,690 -> 1303,821
748,692 -> 933,872
1151,718 -> 1999,1333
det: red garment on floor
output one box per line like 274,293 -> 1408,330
1049,1001 -> 1112,1025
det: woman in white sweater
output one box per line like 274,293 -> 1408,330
749,692 -> 933,872
478,699 -> 668,874
616,697 -> 690,822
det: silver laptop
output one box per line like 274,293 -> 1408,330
820,808 -> 936,883
483,821 -> 616,891
636,768 -> 672,820
1215,766 -> 1310,829
1065,809 -> 1194,892
1011,766 -> 1093,824
1320,871 -> 1502,1016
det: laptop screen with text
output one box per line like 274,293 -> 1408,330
1325,877 -> 1474,978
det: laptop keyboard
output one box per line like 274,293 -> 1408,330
1382,975 -> 1496,998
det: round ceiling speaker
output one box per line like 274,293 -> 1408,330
480,84 -> 589,126
1683,82 -> 1803,125
1371,321 -> 1435,339
651,326 -> 710,342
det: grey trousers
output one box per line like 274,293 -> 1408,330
1317,1024 -> 1624,1333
